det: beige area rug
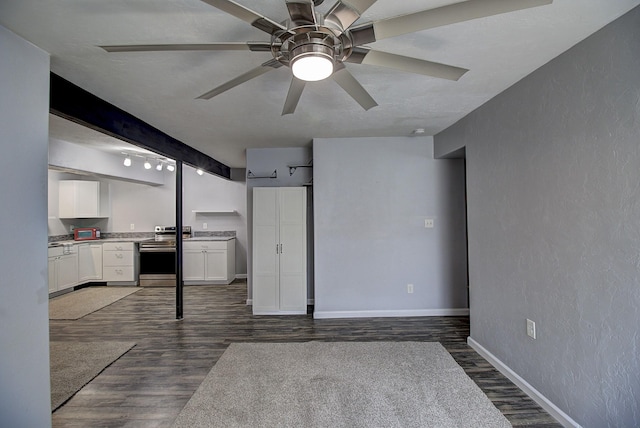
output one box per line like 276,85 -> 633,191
50,341 -> 136,411
49,287 -> 140,320
172,342 -> 511,428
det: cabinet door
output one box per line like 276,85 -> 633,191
59,181 -> 100,218
278,188 -> 307,312
79,244 -> 102,282
48,257 -> 57,293
204,250 -> 227,281
57,253 -> 79,291
183,249 -> 205,281
253,188 -> 279,312
74,181 -> 100,217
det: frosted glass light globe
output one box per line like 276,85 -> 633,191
291,55 -> 333,82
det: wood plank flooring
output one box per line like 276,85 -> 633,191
50,282 -> 561,427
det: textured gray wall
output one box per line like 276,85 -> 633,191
313,137 -> 468,316
0,25 -> 52,425
435,6 -> 640,426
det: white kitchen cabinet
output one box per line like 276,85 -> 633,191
48,245 -> 79,293
102,242 -> 138,284
78,243 -> 103,282
252,187 -> 306,315
183,239 -> 236,284
59,180 -> 110,218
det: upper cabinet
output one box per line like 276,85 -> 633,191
59,180 -> 110,218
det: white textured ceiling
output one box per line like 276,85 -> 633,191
1,0 -> 639,168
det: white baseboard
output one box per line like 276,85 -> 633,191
235,274 -> 247,279
313,308 -> 469,319
468,337 -> 581,428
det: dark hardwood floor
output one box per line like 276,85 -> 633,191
50,282 -> 560,427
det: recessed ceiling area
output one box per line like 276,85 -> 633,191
2,0 -> 639,167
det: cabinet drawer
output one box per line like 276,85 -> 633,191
103,266 -> 135,281
183,241 -> 227,251
103,242 -> 134,252
103,251 -> 133,266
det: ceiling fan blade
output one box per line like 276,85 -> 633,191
100,42 -> 273,53
324,0 -> 377,32
350,0 -> 553,45
346,47 -> 467,81
286,1 -> 317,25
196,59 -> 283,100
331,65 -> 377,111
282,77 -> 306,115
200,0 -> 289,35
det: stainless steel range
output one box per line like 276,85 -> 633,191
139,225 -> 191,286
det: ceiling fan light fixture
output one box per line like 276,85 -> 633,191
291,53 -> 334,81
289,37 -> 336,82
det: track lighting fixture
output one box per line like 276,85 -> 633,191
122,153 -> 174,172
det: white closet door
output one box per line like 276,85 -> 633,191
278,187 -> 307,312
253,188 -> 279,312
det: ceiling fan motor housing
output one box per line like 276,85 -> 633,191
289,32 -> 336,63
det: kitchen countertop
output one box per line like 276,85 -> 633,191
48,238 -> 148,247
48,236 -> 235,247
185,236 -> 235,242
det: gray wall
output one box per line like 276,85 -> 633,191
0,25 -> 52,426
435,6 -> 640,426
245,147 -> 313,300
313,137 -> 468,317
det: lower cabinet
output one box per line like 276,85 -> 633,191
48,246 -> 79,293
183,239 -> 235,284
102,242 -> 138,284
48,240 -> 140,295
78,243 -> 103,282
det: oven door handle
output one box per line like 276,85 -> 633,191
139,247 -> 176,253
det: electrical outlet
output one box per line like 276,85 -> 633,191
424,218 -> 434,228
130,223 -> 135,230
407,284 -> 414,294
203,223 -> 208,229
526,319 -> 536,339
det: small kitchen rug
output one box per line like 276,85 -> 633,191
172,342 -> 511,428
50,340 -> 136,411
49,287 -> 140,320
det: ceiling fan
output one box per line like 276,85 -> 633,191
100,0 -> 552,115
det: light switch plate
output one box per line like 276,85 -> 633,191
424,218 -> 434,228
526,319 -> 536,339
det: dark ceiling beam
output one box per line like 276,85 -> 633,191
49,73 -> 230,179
